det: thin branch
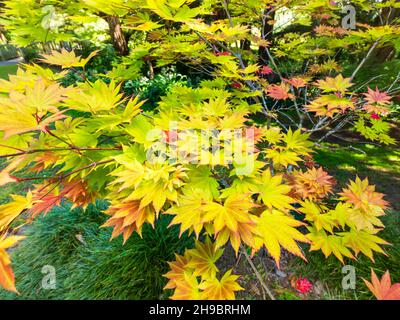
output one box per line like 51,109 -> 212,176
241,245 -> 276,300
350,39 -> 381,81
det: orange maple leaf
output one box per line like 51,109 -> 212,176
102,200 -> 155,242
0,235 -> 25,292
363,269 -> 400,300
266,83 -> 294,100
363,87 -> 392,106
284,77 -> 309,89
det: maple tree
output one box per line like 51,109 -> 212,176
0,0 -> 399,300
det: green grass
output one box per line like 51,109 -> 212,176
0,64 -> 18,79
289,140 -> 400,300
0,202 -> 193,300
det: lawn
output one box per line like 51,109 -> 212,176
0,64 -> 18,79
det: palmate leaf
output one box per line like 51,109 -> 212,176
39,48 -> 99,69
0,193 -> 32,231
202,194 -> 255,234
363,269 -> 400,300
198,270 -> 243,300
102,200 -> 155,241
170,271 -> 202,300
315,74 -> 353,93
0,235 -> 25,292
257,171 -> 294,212
254,210 -> 309,268
65,80 -> 124,113
167,190 -> 209,237
186,238 -> 223,277
306,94 -> 355,117
306,227 -> 354,264
340,229 -> 388,262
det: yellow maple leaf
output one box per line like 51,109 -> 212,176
254,210 -> 309,268
0,193 -> 32,231
315,74 -> 353,93
167,191 -> 210,237
306,227 -> 354,263
186,238 -> 223,277
257,171 -> 294,212
340,229 -> 388,262
40,48 -> 98,69
198,270 -> 243,300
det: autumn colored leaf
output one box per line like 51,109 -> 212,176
164,253 -> 190,290
198,270 -> 243,300
254,210 -> 309,268
167,191 -> 210,237
363,269 -> 400,300
315,74 -> 353,93
0,193 -> 32,231
170,272 -> 202,300
363,87 -> 392,106
102,200 -> 155,241
290,167 -> 335,200
339,177 -> 388,213
284,77 -> 309,88
340,229 -> 388,262
202,194 -> 256,235
186,238 -> 223,277
266,83 -> 294,100
0,235 -> 25,292
306,228 -> 354,264
306,94 -> 355,117
257,171 -> 294,212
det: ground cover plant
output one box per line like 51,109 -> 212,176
0,0 -> 399,300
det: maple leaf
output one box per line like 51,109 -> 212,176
266,83 -> 294,100
102,200 -> 155,241
363,104 -> 390,116
340,229 -> 388,262
29,185 -> 63,218
0,96 -> 66,138
315,74 -> 353,93
214,220 -> 258,254
363,87 -> 392,106
202,194 -> 258,253
298,200 -> 337,233
164,252 -> 190,290
284,77 -> 309,89
202,194 -> 256,235
258,65 -> 273,75
198,270 -> 243,300
40,48 -> 98,69
62,179 -> 97,209
306,228 -> 354,263
257,171 -> 294,212
0,235 -> 25,292
254,210 -> 309,267
363,269 -> 400,300
290,167 -> 335,200
306,94 -> 355,117
186,238 -> 223,277
65,80 -> 124,113
339,177 -> 388,213
170,271 -> 202,300
0,193 -> 32,231
167,190 -> 209,237
266,149 -> 302,167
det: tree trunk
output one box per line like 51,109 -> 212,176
105,15 -> 129,56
